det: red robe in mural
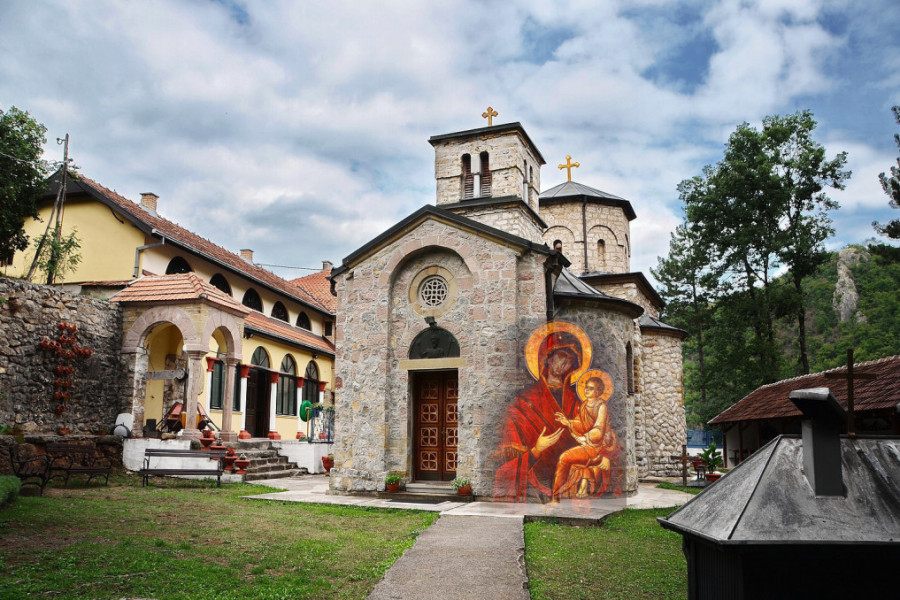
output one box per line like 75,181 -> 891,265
493,373 -> 581,502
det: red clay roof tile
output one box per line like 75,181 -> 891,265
109,273 -> 250,316
70,173 -> 331,315
290,269 -> 336,312
710,355 -> 900,424
244,311 -> 335,356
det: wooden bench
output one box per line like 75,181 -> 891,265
139,448 -> 226,487
46,442 -> 112,487
10,444 -> 51,495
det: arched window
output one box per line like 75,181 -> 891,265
626,342 -> 635,394
251,346 -> 269,368
461,154 -> 473,199
597,239 -> 606,270
242,288 -> 262,311
479,151 -> 491,197
271,301 -> 289,322
276,355 -> 297,415
296,311 -> 311,330
303,360 -> 320,404
210,273 -> 232,295
166,256 -> 192,274
209,359 -> 225,409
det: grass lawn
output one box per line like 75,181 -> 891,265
525,507 -> 687,600
0,474 -> 437,600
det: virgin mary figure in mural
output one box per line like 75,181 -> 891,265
493,321 -> 592,502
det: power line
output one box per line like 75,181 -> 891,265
255,263 -> 322,271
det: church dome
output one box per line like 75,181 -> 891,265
540,180 -> 637,221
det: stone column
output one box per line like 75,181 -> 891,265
124,348 -> 150,437
267,371 -> 281,439
221,357 -> 239,442
182,350 -> 207,440
238,365 -> 251,439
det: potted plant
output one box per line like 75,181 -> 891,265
699,440 -> 724,482
384,472 -> 402,493
451,476 -> 472,496
321,453 -> 334,473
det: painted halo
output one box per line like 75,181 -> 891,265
525,321 -> 593,382
577,369 -> 613,403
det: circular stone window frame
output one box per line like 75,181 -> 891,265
408,266 -> 458,318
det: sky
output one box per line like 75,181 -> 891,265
2,0 -> 899,282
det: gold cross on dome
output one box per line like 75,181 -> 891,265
482,106 -> 498,126
558,155 -> 580,181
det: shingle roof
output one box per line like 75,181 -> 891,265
290,269 -> 336,313
553,268 -> 644,318
639,314 -> 687,338
51,170 -> 331,315
244,311 -> 335,357
710,355 -> 900,424
109,273 -> 250,316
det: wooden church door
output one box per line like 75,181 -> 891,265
414,371 -> 458,482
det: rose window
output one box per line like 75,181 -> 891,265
419,275 -> 448,308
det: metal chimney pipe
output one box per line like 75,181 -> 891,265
789,387 -> 847,497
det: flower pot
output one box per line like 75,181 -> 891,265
705,472 -> 723,483
223,454 -> 237,472
199,436 -> 214,450
386,481 -> 400,493
234,458 -> 250,475
457,484 -> 472,496
321,456 -> 334,473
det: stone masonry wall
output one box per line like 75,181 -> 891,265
330,218 -> 547,496
540,202 -> 631,274
450,203 -> 544,243
434,132 -> 542,211
555,300 -> 638,494
0,277 -> 128,435
636,331 -> 686,477
596,282 -> 659,319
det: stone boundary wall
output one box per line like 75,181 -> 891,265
0,277 -> 129,436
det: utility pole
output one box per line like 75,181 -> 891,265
27,134 -> 71,283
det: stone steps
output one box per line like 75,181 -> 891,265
229,440 -> 307,481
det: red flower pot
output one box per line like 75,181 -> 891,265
457,484 -> 472,496
234,458 -> 250,475
386,481 -> 400,493
321,456 -> 334,473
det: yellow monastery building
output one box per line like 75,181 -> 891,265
3,170 -> 335,444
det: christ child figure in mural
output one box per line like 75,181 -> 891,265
551,369 -> 617,500
493,321 -> 592,502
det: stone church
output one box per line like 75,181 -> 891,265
329,120 -> 685,501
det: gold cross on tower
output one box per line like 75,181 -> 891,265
558,155 -> 580,182
482,106 -> 498,127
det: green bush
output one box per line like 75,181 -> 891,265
0,476 -> 20,508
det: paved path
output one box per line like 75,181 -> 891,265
367,515 -> 529,600
245,476 -> 693,600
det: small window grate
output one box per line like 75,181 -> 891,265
419,276 -> 448,307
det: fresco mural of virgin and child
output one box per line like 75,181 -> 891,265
494,321 -> 620,503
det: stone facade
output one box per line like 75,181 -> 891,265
445,201 -> 544,243
635,331 -> 686,477
541,201 -> 631,274
596,282 -> 659,318
330,217 -> 548,496
432,126 -> 542,211
0,277 -> 128,435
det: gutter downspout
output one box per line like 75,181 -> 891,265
133,229 -> 166,277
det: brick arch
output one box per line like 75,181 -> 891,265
543,225 -> 575,248
122,305 -> 201,353
200,311 -> 243,361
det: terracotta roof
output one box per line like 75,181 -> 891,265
109,273 -> 250,316
710,355 -> 900,424
290,269 -> 336,312
244,311 -> 335,357
54,171 -> 331,315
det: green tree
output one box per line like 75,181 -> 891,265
682,111 -> 847,378
0,106 -> 49,262
873,106 -> 900,239
30,225 -> 82,283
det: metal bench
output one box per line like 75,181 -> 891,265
10,444 -> 51,495
139,448 -> 226,487
46,442 -> 112,487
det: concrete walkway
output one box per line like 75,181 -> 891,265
245,476 -> 693,600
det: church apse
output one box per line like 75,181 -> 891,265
493,321 -> 626,502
